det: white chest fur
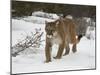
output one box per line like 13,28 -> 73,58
51,36 -> 62,45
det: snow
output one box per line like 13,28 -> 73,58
83,17 -> 91,23
65,15 -> 73,19
85,26 -> 95,40
22,16 -> 56,24
12,15 -> 95,74
32,11 -> 59,19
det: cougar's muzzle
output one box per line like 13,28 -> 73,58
46,30 -> 54,38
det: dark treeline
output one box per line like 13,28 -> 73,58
12,1 -> 96,20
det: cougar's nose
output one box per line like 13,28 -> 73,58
48,31 -> 53,35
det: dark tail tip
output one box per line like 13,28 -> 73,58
78,34 -> 83,41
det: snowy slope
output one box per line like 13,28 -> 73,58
12,19 -> 45,46
12,37 -> 95,74
12,16 -> 95,74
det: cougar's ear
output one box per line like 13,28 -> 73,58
55,20 -> 60,27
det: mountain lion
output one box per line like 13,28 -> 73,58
45,17 -> 82,63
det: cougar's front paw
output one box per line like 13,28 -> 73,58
53,56 -> 61,59
72,49 -> 77,53
45,60 -> 51,63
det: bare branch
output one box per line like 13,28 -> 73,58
12,29 -> 44,57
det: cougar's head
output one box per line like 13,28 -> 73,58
45,20 -> 60,38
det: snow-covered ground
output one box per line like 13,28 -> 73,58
12,15 -> 95,74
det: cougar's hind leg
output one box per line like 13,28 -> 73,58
72,33 -> 77,53
63,44 -> 70,56
72,43 -> 77,53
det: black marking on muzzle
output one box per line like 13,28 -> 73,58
47,30 -> 53,36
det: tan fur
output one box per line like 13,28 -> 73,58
45,17 -> 79,63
